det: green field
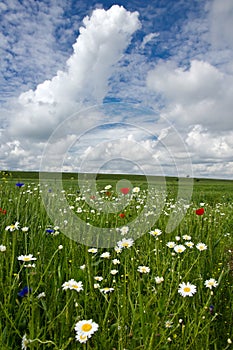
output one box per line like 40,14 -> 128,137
0,171 -> 232,349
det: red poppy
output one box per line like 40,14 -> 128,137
105,191 -> 111,196
120,187 -> 130,195
119,213 -> 125,218
195,208 -> 205,215
0,208 -> 6,214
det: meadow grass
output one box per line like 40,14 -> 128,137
0,171 -> 232,349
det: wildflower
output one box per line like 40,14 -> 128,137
110,269 -> 118,275
100,287 -> 114,293
5,221 -> 20,231
46,228 -> 54,234
18,286 -> 31,297
117,238 -> 134,249
195,208 -> 205,215
132,187 -> 140,193
182,235 -> 191,240
112,259 -> 120,265
196,243 -> 207,251
37,292 -> 46,299
149,229 -> 162,237
166,241 -> 176,248
18,254 -> 37,262
174,245 -> 186,253
209,305 -> 214,314
22,334 -> 31,349
178,282 -> 197,297
0,245 -> 6,252
80,264 -> 86,270
120,226 -> 129,235
204,278 -> 218,289
227,339 -> 232,344
120,188 -> 130,195
88,248 -> 98,253
165,320 -> 173,328
137,266 -> 150,274
21,227 -> 29,232
185,241 -> 194,248
17,254 -> 37,262
114,247 -> 122,254
75,319 -> 99,339
100,252 -> 110,258
119,213 -> 125,218
58,245 -> 63,250
62,279 -> 83,292
175,236 -> 181,241
16,182 -> 24,187
94,283 -> 100,289
75,333 -> 89,343
0,208 -> 7,214
94,276 -> 103,281
105,185 -> 112,190
155,276 -> 164,284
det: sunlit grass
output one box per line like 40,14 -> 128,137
0,171 -> 232,349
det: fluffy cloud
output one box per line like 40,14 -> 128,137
209,0 -> 233,50
147,58 -> 233,178
147,59 -> 233,130
8,5 -> 141,139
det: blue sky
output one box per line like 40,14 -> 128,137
0,0 -> 233,178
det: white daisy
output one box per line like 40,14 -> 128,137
204,278 -> 218,289
100,287 -> 114,293
182,235 -> 191,240
117,238 -> 134,249
75,333 -> 88,343
185,241 -> 194,248
62,279 -> 83,292
100,252 -> 110,258
166,242 -> 176,248
178,282 -> 197,297
196,243 -> 207,251
155,276 -> 164,284
174,245 -> 186,253
75,319 -> 99,338
132,187 -> 140,193
120,226 -> 129,235
112,259 -> 120,265
0,245 -> 6,252
88,248 -> 98,253
137,266 -> 150,274
17,254 -> 37,262
149,229 -> 162,237
5,221 -> 20,231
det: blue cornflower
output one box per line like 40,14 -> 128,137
209,305 -> 214,314
18,286 -> 31,297
16,182 -> 24,188
46,229 -> 54,233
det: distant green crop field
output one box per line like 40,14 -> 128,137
0,171 -> 232,349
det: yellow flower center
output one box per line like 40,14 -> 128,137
122,242 -> 129,247
184,287 -> 191,293
80,334 -> 87,340
23,257 -> 31,261
81,323 -> 92,332
72,284 -> 78,288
